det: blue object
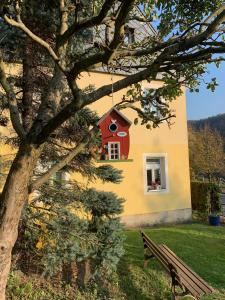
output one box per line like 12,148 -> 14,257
208,215 -> 220,226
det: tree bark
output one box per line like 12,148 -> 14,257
0,143 -> 41,300
22,38 -> 35,132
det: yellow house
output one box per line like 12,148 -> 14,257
0,65 -> 192,227
0,18 -> 192,227
72,70 -> 192,227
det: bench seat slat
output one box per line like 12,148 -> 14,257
159,245 -> 214,294
158,245 -> 212,297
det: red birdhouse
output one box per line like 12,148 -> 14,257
97,107 -> 132,160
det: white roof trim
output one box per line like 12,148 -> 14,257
97,107 -> 132,126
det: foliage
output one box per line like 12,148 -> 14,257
6,270 -> 124,300
191,182 -> 221,215
14,183 -> 125,282
6,271 -> 72,300
210,184 -> 222,214
189,113 -> 225,140
188,126 -> 225,180
191,182 -> 211,215
7,270 -> 63,300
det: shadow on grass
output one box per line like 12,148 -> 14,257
117,258 -> 172,300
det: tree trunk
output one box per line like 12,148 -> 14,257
0,143 -> 41,300
22,38 -> 35,132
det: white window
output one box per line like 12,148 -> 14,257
124,27 -> 135,44
52,171 -> 69,186
108,142 -> 120,160
143,154 -> 169,193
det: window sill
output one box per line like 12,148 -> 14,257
96,159 -> 133,163
145,189 -> 169,195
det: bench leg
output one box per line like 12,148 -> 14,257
144,246 -> 148,267
170,269 -> 187,300
171,283 -> 195,300
144,256 -> 148,268
143,246 -> 154,268
172,287 -> 184,300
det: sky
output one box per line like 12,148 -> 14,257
187,62 -> 225,120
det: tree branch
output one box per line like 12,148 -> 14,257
68,0 -> 135,79
3,14 -> 65,72
0,57 -> 26,138
168,47 -> 225,65
56,0 -> 69,59
58,0 -> 116,46
27,4 -> 225,143
116,8 -> 225,60
200,4 -> 225,32
117,103 -> 176,126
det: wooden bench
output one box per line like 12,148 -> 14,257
140,231 -> 214,299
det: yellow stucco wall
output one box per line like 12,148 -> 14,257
0,66 -> 191,224
74,71 -> 191,219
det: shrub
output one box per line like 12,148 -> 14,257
13,184 -> 125,286
210,184 -> 221,213
191,182 -> 210,214
191,182 -> 221,215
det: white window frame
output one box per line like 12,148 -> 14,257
51,171 -> 70,186
143,153 -> 169,195
108,142 -> 120,160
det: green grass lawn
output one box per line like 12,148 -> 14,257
118,223 -> 225,300
7,223 -> 225,300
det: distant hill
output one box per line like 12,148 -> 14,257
188,113 -> 225,139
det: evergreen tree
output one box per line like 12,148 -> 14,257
17,184 -> 125,285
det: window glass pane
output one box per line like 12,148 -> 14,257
124,27 -> 135,44
145,156 -> 166,191
147,169 -> 152,186
52,171 -> 64,186
146,158 -> 160,164
154,169 -> 161,185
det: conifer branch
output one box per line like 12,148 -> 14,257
30,128 -> 96,192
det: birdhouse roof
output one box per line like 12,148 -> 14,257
97,107 -> 132,126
